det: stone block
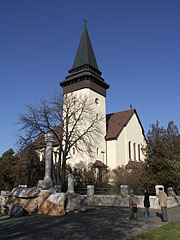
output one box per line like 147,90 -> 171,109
1,206 -> 9,215
12,187 -> 41,198
65,192 -> 91,213
67,174 -> 74,193
87,185 -> 94,199
13,197 -> 39,213
0,191 -> 10,207
38,191 -> 66,216
9,203 -> 28,217
120,185 -> 129,198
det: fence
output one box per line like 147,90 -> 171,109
75,187 -> 155,196
75,187 -> 121,195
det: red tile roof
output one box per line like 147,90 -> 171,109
106,109 -> 135,140
93,160 -> 107,168
125,160 -> 143,169
106,109 -> 145,141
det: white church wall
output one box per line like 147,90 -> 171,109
116,127 -> 127,166
125,113 -> 146,162
65,88 -> 107,166
106,113 -> 146,170
106,140 -> 117,169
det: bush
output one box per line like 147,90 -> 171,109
111,165 -> 144,193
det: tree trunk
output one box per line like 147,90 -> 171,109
56,150 -> 61,185
61,154 -> 67,190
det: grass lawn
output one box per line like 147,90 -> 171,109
134,221 -> 180,240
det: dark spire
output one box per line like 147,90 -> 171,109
71,21 -> 99,71
60,22 -> 110,97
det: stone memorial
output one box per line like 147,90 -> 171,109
67,174 -> 74,193
38,133 -> 54,189
0,151 -> 92,217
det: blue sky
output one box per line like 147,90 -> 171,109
0,0 -> 179,156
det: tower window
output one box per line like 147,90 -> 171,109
73,147 -> 75,154
95,98 -> 99,104
97,147 -> 99,155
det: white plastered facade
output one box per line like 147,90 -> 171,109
65,88 -> 107,166
106,113 -> 146,169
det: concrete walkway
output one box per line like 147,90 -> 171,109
0,206 -> 180,240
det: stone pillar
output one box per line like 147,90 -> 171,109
120,185 -> 129,198
155,185 -> 164,196
87,185 -> 94,199
43,133 -> 54,189
67,174 -> 74,193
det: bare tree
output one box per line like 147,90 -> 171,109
17,91 -> 104,187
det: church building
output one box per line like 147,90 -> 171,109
59,22 -> 146,170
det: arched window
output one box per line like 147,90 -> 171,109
138,144 -> 141,161
128,141 -> 131,160
95,98 -> 99,104
97,147 -> 99,155
134,143 -> 136,161
73,147 -> 75,154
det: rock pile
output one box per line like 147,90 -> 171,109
0,187 -> 91,217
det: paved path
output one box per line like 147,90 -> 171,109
0,206 -> 180,240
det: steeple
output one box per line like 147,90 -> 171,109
71,20 -> 99,71
60,22 -> 109,96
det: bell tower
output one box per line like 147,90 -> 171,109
60,21 -> 110,164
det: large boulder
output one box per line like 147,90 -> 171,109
1,206 -> 9,215
9,203 -> 28,217
13,197 -> 39,213
12,187 -> 41,198
65,192 -> 92,213
0,191 -> 11,214
0,191 -> 11,206
38,191 -> 66,216
1,187 -> 92,217
2,187 -> 41,215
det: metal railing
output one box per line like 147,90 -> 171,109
74,186 -> 156,196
